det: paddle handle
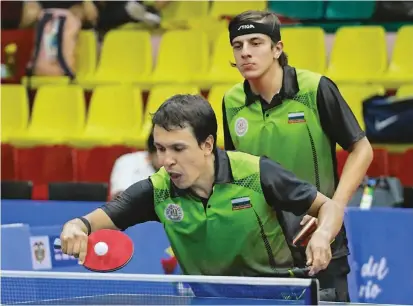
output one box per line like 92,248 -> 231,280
287,267 -> 311,278
260,267 -> 311,278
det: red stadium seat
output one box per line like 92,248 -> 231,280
335,149 -> 349,178
14,145 -> 75,199
74,146 -> 136,183
0,28 -> 35,84
1,143 -> 16,180
367,148 -> 390,178
399,149 -> 413,187
336,148 -> 390,178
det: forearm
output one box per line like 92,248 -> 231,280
64,208 -> 119,234
313,198 -> 345,243
333,139 -> 373,207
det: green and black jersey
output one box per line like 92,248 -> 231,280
101,149 -> 317,276
222,65 -> 365,261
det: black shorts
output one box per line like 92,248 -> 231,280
316,256 -> 351,302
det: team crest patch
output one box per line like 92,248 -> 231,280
232,197 -> 252,210
235,117 -> 248,136
288,112 -> 306,124
33,241 -> 45,263
164,204 -> 184,222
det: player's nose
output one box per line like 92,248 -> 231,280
162,154 -> 176,167
240,45 -> 251,58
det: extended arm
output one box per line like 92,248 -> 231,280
60,179 -> 158,263
259,157 -> 344,275
317,76 -> 373,208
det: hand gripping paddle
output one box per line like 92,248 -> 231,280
293,218 -> 318,247
292,218 -> 335,247
54,229 -> 134,272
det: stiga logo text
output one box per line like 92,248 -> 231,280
238,24 -> 255,30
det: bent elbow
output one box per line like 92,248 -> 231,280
365,142 -> 374,166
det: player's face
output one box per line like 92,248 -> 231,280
153,125 -> 214,189
231,33 -> 279,80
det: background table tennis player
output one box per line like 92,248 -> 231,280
54,229 -> 134,272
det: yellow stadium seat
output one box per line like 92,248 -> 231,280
326,26 -> 387,84
281,27 -> 326,74
203,19 -> 231,43
21,30 -> 97,88
74,30 -> 98,83
69,85 -> 143,148
21,76 -> 70,89
133,85 -> 200,149
209,1 -> 267,18
149,30 -> 209,86
196,31 -> 243,89
376,25 -> 413,87
80,30 -> 152,89
160,1 -> 210,30
208,84 -> 236,148
337,84 -> 386,131
396,84 -> 413,98
9,85 -> 86,147
1,85 -> 29,143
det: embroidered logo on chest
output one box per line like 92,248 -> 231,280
235,117 -> 249,136
164,203 -> 184,222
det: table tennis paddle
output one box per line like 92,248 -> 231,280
293,218 -> 318,247
293,218 -> 336,247
54,229 -> 134,272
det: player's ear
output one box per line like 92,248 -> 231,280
272,40 -> 283,60
203,135 -> 214,156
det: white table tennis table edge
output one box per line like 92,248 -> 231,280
1,270 -> 314,287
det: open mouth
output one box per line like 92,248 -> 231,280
169,173 -> 182,181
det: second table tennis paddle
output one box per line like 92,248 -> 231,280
54,229 -> 134,272
292,218 -> 336,247
293,218 -> 318,247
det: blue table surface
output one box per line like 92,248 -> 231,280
2,294 -> 377,305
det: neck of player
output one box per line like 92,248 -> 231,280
190,154 -> 216,199
248,61 -> 283,104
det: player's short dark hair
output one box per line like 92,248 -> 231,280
229,10 -> 288,67
146,129 -> 156,153
152,94 -> 217,149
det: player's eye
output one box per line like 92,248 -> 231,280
156,147 -> 166,153
174,146 -> 185,152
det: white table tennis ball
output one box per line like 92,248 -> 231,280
94,241 -> 108,256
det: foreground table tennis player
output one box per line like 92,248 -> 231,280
59,94 -> 345,286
